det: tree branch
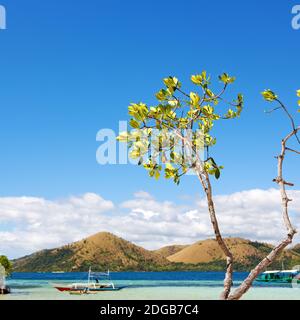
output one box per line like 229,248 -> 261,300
286,147 -> 300,155
275,98 -> 300,144
228,126 -> 299,300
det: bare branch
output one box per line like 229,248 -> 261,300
212,83 -> 228,100
286,147 -> 300,155
228,235 -> 293,300
264,106 -> 281,114
176,87 -> 190,98
275,98 -> 300,144
228,126 -> 299,300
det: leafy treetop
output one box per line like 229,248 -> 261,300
0,255 -> 12,276
117,72 -> 244,184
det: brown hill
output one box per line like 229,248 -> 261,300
292,244 -> 300,255
167,237 -> 300,268
152,245 -> 189,258
12,233 -> 300,272
13,232 -> 169,272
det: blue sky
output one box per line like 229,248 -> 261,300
0,0 -> 299,203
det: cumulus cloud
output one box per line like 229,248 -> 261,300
0,189 -> 300,259
0,193 -> 114,258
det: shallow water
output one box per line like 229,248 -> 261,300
1,272 -> 300,300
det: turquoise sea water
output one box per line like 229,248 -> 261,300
1,272 -> 300,300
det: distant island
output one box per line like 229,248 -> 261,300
12,232 -> 300,272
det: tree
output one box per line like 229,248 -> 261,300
0,255 -> 12,275
226,89 -> 300,300
117,72 -> 244,299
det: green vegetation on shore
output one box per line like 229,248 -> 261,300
0,255 -> 13,275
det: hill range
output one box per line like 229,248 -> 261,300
13,232 -> 300,272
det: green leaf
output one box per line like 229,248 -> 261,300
261,89 -> 277,102
219,73 -> 236,84
202,105 -> 214,115
224,108 -> 237,119
163,76 -> 181,92
166,163 -> 175,170
168,99 -> 178,107
214,167 -> 220,179
209,157 -> 217,166
143,162 -> 154,170
128,103 -> 148,121
178,118 -> 189,129
116,131 -> 130,142
129,149 -> 141,159
156,89 -> 168,101
297,90 -> 300,107
154,169 -> 160,180
206,89 -> 214,98
191,74 -> 203,85
190,92 -> 200,106
129,119 -> 140,129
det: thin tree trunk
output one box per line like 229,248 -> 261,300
205,178 -> 234,300
228,128 -> 299,300
194,163 -> 233,300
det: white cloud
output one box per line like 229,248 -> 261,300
0,189 -> 300,259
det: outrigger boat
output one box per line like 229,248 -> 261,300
52,268 -> 120,294
256,266 -> 300,284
